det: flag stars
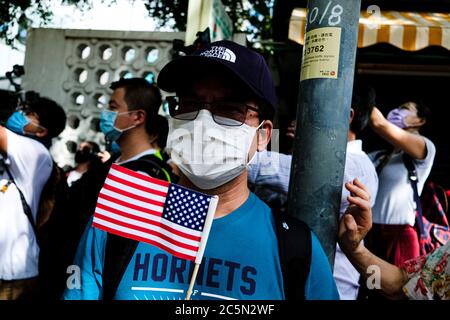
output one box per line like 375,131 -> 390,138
163,187 -> 212,232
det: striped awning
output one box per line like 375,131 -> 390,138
289,8 -> 450,51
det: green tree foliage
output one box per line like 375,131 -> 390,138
1,0 -> 273,47
0,0 -> 93,45
145,0 -> 273,43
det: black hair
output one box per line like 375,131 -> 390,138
408,101 -> 432,120
84,141 -> 100,154
350,80 -> 376,135
154,115 -> 168,150
24,93 -> 67,138
110,77 -> 162,139
257,100 -> 275,122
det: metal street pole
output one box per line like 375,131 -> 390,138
288,0 -> 361,267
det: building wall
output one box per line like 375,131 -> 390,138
22,28 -> 247,169
22,28 -> 185,169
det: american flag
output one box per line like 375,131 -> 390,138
92,164 -> 218,262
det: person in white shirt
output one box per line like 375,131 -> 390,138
247,81 -> 379,299
0,93 -> 66,300
369,102 -> 436,267
338,186 -> 450,300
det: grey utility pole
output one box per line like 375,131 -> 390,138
288,0 -> 361,267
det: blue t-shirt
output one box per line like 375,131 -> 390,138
63,192 -> 339,300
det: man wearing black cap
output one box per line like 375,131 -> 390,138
157,40 -> 340,300
62,41 -> 372,300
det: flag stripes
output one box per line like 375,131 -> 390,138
93,211 -> 199,250
93,164 -> 215,262
95,203 -> 201,241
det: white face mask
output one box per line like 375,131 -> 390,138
166,110 -> 262,190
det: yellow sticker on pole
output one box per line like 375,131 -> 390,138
300,27 -> 341,81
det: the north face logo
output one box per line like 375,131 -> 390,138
200,46 -> 236,63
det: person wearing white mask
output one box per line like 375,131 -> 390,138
62,41 -> 374,301
368,102 -> 436,268
155,40 -> 342,300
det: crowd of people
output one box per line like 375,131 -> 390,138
0,40 -> 447,301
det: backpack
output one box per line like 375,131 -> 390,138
40,151 -> 177,300
36,161 -> 69,234
402,154 -> 450,255
101,164 -> 312,300
421,181 -> 449,228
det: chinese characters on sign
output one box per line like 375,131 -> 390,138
300,27 -> 342,81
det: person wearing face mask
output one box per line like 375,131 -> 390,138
62,78 -> 177,300
66,141 -> 101,187
97,78 -> 172,177
246,81 -> 380,300
368,102 -> 436,268
39,140 -> 103,300
158,41 -> 345,300
0,93 -> 66,300
62,41 -> 358,301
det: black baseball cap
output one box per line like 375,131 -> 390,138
157,40 -> 277,111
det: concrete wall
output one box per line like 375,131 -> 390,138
22,28 -> 185,169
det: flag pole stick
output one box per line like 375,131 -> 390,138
185,195 -> 219,300
185,264 -> 200,300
